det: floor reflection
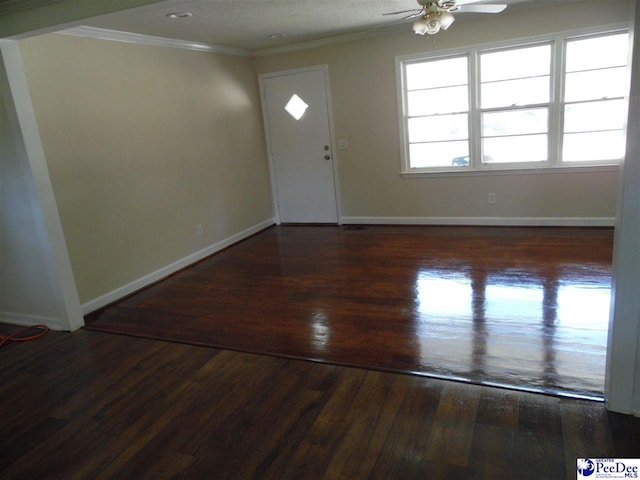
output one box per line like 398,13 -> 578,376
310,311 -> 331,353
413,264 -> 611,397
86,225 -> 613,400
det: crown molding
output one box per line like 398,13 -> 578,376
59,24 -> 407,58
253,23 -> 409,57
59,26 -> 252,56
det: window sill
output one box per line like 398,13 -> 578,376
400,164 -> 620,179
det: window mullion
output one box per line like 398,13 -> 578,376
399,60 -> 411,173
549,34 -> 564,167
469,50 -> 481,170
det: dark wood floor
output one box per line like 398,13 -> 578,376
0,327 -> 638,479
86,225 -> 613,398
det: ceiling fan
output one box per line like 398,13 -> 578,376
384,0 -> 508,35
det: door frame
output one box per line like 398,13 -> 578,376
258,65 -> 342,225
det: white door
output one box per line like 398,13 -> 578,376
260,67 -> 339,224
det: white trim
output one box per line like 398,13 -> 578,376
253,24 -> 408,57
605,0 -> 640,416
1,39 -> 85,331
321,65 -> 343,225
0,312 -> 65,331
81,218 -> 275,314
59,26 -> 252,57
400,164 -> 619,179
341,216 -> 615,227
258,76 -> 283,224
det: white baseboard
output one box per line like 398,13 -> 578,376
0,311 -> 66,331
81,218 -> 275,315
341,216 -> 616,227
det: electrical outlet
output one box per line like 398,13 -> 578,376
488,193 -> 496,205
195,224 -> 204,236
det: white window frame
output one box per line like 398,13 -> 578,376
402,53 -> 471,172
396,25 -> 629,177
477,42 -> 554,170
560,31 -> 630,166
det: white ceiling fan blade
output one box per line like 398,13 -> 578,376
459,4 -> 507,13
383,8 -> 421,16
404,11 -> 425,19
454,0 -> 488,4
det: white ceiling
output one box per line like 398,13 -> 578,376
78,0 -> 586,53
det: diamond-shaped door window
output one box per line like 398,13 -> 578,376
284,94 -> 309,120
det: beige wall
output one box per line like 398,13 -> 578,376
254,0 -> 628,221
19,34 -> 273,304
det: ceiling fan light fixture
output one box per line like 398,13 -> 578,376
439,11 -> 455,30
413,13 -> 441,35
412,10 -> 454,35
387,0 -> 507,37
412,16 -> 430,35
425,15 -> 441,34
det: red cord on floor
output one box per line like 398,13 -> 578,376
0,325 -> 50,348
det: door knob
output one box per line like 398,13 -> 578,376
324,154 -> 331,160
324,145 -> 330,151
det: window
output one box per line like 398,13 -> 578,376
397,29 -> 629,175
562,33 -> 629,163
284,94 -> 309,120
480,44 -> 551,165
405,56 -> 469,168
